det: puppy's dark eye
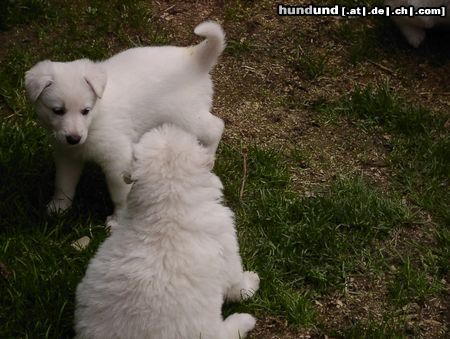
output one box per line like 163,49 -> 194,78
52,108 -> 65,115
81,108 -> 91,116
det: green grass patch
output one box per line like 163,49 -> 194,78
214,146 -> 411,325
1,0 -> 166,63
434,227 -> 450,276
339,316 -> 407,339
293,49 -> 328,80
226,39 -> 254,57
0,224 -> 108,338
316,82 -> 449,321
320,82 -> 449,224
334,16 -> 394,64
389,257 -> 444,305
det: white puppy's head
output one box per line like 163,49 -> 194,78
25,59 -> 106,146
124,124 -> 222,212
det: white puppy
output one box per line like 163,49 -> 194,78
25,21 -> 225,223
74,124 -> 260,339
387,0 -> 450,47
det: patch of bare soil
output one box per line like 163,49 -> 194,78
154,1 -> 399,193
248,316 -> 314,339
316,275 -> 448,338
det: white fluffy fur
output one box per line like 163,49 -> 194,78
24,21 -> 225,223
74,125 -> 260,339
387,0 -> 450,47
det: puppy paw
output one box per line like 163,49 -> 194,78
240,271 -> 260,300
225,271 -> 260,302
105,214 -> 120,231
47,198 -> 72,214
225,313 -> 256,338
400,25 -> 426,48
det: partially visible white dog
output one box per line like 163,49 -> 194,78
25,21 -> 225,224
74,124 -> 260,339
386,0 -> 450,47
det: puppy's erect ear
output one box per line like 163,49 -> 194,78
84,66 -> 107,99
24,60 -> 54,102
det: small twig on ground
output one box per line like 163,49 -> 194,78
419,92 -> 450,96
368,60 -> 395,75
239,147 -> 248,202
161,4 -> 175,14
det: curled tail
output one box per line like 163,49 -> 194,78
192,21 -> 226,72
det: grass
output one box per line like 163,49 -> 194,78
1,0 -> 448,338
335,17 -> 394,64
389,256 -> 444,305
293,49 -> 328,80
314,81 -> 448,333
339,317 -> 407,339
321,82 -> 449,224
226,39 -> 255,57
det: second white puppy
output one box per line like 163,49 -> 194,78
74,124 -> 260,339
387,0 -> 450,47
25,21 -> 225,224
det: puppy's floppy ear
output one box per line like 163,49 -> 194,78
24,60 -> 54,102
84,65 -> 107,99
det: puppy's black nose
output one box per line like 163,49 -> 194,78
66,135 -> 81,145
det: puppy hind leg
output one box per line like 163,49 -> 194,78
196,113 -> 224,156
223,313 -> 256,339
48,154 -> 84,214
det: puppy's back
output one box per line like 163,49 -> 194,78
75,125 -> 235,339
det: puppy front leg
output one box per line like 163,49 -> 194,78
102,140 -> 133,229
48,154 -> 83,214
105,170 -> 131,228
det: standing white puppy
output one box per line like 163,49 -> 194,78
74,124 -> 260,339
387,0 -> 450,47
25,21 -> 225,223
